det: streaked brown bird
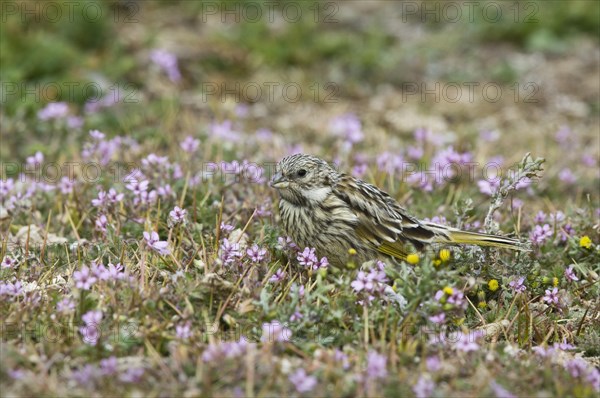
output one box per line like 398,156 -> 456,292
270,154 -> 525,267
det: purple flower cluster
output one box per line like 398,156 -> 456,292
180,136 -> 200,153
95,262 -> 126,281
292,283 -> 305,298
79,310 -> 103,346
26,151 -> 44,166
431,146 -> 473,185
489,381 -> 517,398
1,156 -> 67,211
434,287 -> 466,309
508,277 -> 526,293
119,367 -> 145,383
1,255 -> 16,269
141,153 -> 169,168
246,244 -> 268,263
201,339 -> 251,362
454,330 -> 484,352
564,358 -> 600,392
406,171 -> 434,191
99,357 -> 118,376
84,90 -> 123,114
56,297 -> 76,313
143,231 -> 170,255
426,356 -> 441,372
564,265 -> 579,282
277,236 -> 298,252
91,188 -> 124,208
329,113 -> 364,152
424,215 -> 448,225
289,308 -> 303,322
560,223 -> 575,241
365,350 -> 387,382
38,102 -> 69,120
350,261 -> 389,304
37,104 -> 83,127
0,280 -> 23,298
542,287 -> 560,307
532,339 -> 575,358
376,151 -> 404,174
209,120 -> 241,142
157,184 -> 172,198
220,238 -> 243,266
150,49 -> 182,82
220,222 -> 235,234
71,365 -> 97,387
268,268 -> 287,284
289,368 -> 317,393
477,178 -> 501,196
125,171 -> 158,206
0,178 -> 14,199
296,247 -> 329,271
565,358 -> 589,378
168,206 -> 187,226
446,290 -> 465,308
137,153 -> 183,193
73,266 -> 97,290
554,125 -> 572,144
414,127 -> 431,143
413,375 -> 435,398
82,130 -> 125,166
175,321 -> 192,340
480,129 -> 500,142
352,163 -> 368,179
428,313 -> 446,324
216,159 -> 266,184
535,211 -> 575,242
534,210 -> 546,223
530,224 -> 553,245
558,168 -> 576,184
71,356 -> 123,386
261,320 -> 292,343
255,200 -> 273,217
407,145 -> 424,160
95,214 -> 108,233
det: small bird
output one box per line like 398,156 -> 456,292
270,153 -> 525,267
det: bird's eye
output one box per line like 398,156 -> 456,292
296,169 -> 307,177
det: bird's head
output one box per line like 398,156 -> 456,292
270,154 -> 336,206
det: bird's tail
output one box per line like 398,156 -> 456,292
423,222 -> 527,251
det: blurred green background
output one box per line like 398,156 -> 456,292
1,0 -> 599,163
2,0 -> 598,110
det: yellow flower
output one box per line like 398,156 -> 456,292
552,277 -> 559,287
488,279 -> 499,291
478,301 -> 488,309
433,259 -> 442,267
406,253 -> 419,264
443,286 -> 454,295
579,236 -> 592,249
348,248 -> 357,255
439,249 -> 451,262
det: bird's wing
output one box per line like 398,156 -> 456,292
333,175 -> 435,259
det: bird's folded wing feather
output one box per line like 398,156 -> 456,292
334,175 -> 435,259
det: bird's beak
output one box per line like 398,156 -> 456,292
270,172 -> 289,189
